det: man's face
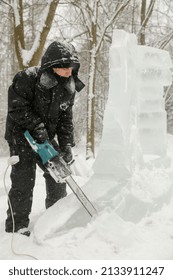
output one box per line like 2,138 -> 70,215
53,67 -> 73,77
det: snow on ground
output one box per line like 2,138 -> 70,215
0,136 -> 173,260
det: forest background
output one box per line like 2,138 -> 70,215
0,0 -> 173,159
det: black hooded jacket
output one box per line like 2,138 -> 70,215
5,41 -> 85,148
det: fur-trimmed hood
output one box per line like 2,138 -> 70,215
41,41 -> 80,71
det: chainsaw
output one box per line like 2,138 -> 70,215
24,130 -> 97,217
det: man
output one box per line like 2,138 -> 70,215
5,41 -> 85,236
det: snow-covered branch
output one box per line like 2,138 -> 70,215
21,3 -> 51,65
10,0 -> 59,69
11,0 -> 20,27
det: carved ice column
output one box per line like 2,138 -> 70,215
136,46 -> 172,156
93,30 -> 137,178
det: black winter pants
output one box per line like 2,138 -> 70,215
5,144 -> 67,233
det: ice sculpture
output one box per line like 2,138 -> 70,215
94,30 -> 172,178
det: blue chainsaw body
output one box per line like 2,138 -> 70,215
24,130 -> 58,165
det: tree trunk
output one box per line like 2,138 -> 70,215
13,0 -> 25,69
29,0 -> 59,67
86,1 -> 98,159
140,0 -> 146,45
139,0 -> 156,45
12,0 -> 59,70
86,46 -> 97,159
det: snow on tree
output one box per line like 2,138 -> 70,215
5,0 -> 59,69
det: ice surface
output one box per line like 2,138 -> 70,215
138,86 -> 164,101
136,46 -> 172,80
136,46 -> 173,69
138,99 -> 165,113
137,68 -> 172,86
111,29 -> 137,47
137,111 -> 167,128
109,30 -> 173,158
139,128 -> 167,155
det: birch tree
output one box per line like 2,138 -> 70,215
2,0 -> 59,69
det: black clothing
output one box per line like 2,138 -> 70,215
5,41 -> 84,233
5,144 -> 67,232
5,68 -> 77,147
5,41 -> 84,148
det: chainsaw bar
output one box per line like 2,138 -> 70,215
47,161 -> 97,217
66,176 -> 97,217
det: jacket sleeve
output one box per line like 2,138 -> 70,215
8,70 -> 42,131
56,98 -> 75,147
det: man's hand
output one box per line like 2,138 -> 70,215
61,145 -> 73,163
32,123 -> 49,143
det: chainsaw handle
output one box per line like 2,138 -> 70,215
24,130 -> 58,165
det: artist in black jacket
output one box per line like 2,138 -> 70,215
5,41 -> 85,236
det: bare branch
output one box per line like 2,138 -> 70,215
99,0 -> 110,20
96,0 -> 131,53
66,31 -> 88,43
159,31 -> 173,49
1,0 -> 12,8
69,0 -> 91,36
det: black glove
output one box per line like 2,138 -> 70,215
61,145 -> 73,163
32,123 -> 49,143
